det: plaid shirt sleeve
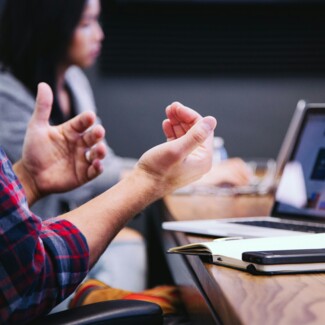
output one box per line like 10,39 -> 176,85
0,148 -> 90,324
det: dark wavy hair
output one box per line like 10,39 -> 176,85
0,0 -> 87,123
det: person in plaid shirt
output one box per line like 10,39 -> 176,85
0,82 -> 106,323
0,83 -> 216,323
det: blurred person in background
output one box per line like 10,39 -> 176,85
0,0 -> 252,309
0,82 -> 217,322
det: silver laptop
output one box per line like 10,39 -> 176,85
233,99 -> 308,195
163,101 -> 325,238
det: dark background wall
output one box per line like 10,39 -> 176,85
87,0 -> 325,160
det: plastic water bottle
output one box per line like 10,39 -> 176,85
213,137 -> 228,163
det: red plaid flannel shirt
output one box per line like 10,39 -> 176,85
0,148 -> 89,324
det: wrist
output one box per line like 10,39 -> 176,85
125,166 -> 166,204
13,161 -> 41,206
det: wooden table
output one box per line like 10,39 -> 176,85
157,194 -> 325,325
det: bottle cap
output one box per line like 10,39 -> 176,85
213,136 -> 224,148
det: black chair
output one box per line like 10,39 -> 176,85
31,300 -> 163,325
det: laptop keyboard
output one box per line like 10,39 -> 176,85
233,220 -> 325,233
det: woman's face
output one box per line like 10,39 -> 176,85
67,0 -> 104,68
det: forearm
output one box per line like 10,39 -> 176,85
59,168 -> 163,267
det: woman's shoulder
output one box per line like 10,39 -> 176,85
65,66 -> 92,90
65,66 -> 97,113
0,70 -> 35,108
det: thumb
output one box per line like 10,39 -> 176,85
31,82 -> 54,125
175,116 -> 217,155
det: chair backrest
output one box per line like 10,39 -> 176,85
30,300 -> 163,325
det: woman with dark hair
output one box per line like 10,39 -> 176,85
0,0 -> 147,305
0,0 -> 85,104
0,0 -> 252,307
0,0 -> 132,199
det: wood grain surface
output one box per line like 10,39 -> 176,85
163,193 -> 325,325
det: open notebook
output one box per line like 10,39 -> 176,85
163,101 -> 325,238
168,234 -> 325,274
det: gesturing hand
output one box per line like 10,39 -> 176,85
136,102 -> 216,194
15,83 -> 106,204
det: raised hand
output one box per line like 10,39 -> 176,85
62,102 -> 216,265
136,102 -> 217,194
163,102 -> 252,188
162,102 -> 203,141
15,83 -> 106,204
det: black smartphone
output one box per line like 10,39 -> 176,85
242,248 -> 325,265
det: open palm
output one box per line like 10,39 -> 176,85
137,102 -> 216,192
21,83 -> 106,196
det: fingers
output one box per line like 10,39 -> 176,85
166,102 -> 202,125
162,119 -> 176,141
67,111 -> 97,133
82,124 -> 105,147
31,82 -> 53,125
83,125 -> 107,163
87,159 -> 104,180
85,142 -> 107,163
172,116 -> 217,157
164,102 -> 202,139
163,102 -> 217,163
84,143 -> 106,181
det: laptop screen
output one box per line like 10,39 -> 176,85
274,107 -> 325,220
